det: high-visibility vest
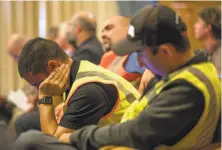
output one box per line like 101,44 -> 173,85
100,51 -> 142,89
100,51 -> 118,68
57,60 -> 141,126
121,62 -> 221,150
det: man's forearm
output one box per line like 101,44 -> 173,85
39,104 -> 58,136
70,121 -> 138,150
37,63 -> 70,137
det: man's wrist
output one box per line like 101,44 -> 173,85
38,96 -> 53,105
39,95 -> 51,99
39,91 -> 52,99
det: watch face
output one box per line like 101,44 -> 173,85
45,97 -> 53,103
39,96 -> 53,105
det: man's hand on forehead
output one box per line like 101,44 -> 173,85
38,64 -> 70,99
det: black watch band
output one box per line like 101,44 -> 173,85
38,96 -> 53,105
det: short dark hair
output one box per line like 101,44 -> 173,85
199,6 -> 221,40
18,37 -> 69,78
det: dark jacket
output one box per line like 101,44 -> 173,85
72,36 -> 104,65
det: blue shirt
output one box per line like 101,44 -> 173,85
124,52 -> 146,74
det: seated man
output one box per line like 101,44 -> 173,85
15,28 -> 75,136
1,34 -> 39,130
100,16 -> 145,89
194,6 -> 221,76
47,26 -> 59,41
7,34 -> 40,136
194,6 -> 221,143
14,5 -> 221,150
56,22 -> 75,58
14,37 -> 140,140
69,11 -> 104,65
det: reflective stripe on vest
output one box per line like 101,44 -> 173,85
107,55 -> 142,89
121,62 -> 221,149
57,61 -> 141,126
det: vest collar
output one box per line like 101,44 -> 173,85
66,58 -> 80,97
162,50 -> 208,80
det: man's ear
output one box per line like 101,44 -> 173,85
159,44 -> 173,57
75,23 -> 82,33
206,24 -> 212,33
47,60 -> 62,72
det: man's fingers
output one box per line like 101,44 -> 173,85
51,64 -> 67,83
138,83 -> 145,94
44,71 -> 56,83
40,64 -> 69,95
58,64 -> 69,82
59,65 -> 70,92
51,65 -> 64,82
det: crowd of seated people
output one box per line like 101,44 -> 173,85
0,4 -> 221,150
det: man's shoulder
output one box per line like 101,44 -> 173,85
157,78 -> 204,99
87,36 -> 102,46
67,82 -> 118,110
60,83 -> 111,129
148,79 -> 205,112
68,82 -> 107,104
162,79 -> 198,90
80,37 -> 103,52
212,44 -> 221,59
212,46 -> 221,75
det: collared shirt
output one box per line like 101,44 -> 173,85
59,59 -> 118,129
72,36 -> 104,65
124,52 -> 146,74
208,42 -> 221,77
70,52 -> 208,150
207,43 -> 221,142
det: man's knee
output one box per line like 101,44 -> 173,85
15,115 -> 25,136
14,130 -> 44,150
15,111 -> 41,136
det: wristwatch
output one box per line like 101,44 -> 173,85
38,96 -> 53,105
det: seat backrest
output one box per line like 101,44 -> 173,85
199,143 -> 221,150
99,146 -> 135,150
213,115 -> 221,142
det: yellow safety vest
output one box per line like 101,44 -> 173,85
57,60 -> 141,126
121,62 -> 221,150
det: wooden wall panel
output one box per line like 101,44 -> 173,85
159,1 -> 221,50
0,1 -> 39,95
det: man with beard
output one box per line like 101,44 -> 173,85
100,16 -> 147,90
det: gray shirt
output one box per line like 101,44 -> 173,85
208,43 -> 221,77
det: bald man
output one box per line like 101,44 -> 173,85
8,34 -> 27,61
56,22 -> 75,58
68,11 -> 103,64
47,26 -> 59,41
100,16 -> 146,89
101,16 -> 130,52
1,34 -> 40,136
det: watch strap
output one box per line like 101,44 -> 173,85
38,96 -> 53,105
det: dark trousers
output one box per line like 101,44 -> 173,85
13,130 -> 77,150
15,108 -> 41,136
0,121 -> 12,150
0,102 -> 14,124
